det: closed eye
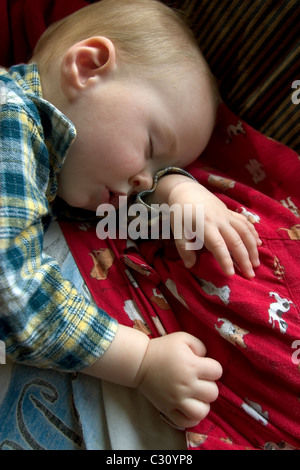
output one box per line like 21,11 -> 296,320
149,137 -> 154,160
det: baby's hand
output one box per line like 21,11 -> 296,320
135,332 -> 222,429
161,175 -> 262,278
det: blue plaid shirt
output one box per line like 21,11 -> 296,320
0,64 -> 118,371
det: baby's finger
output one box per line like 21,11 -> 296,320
178,399 -> 211,423
181,332 -> 207,358
231,216 -> 261,268
196,357 -> 223,382
238,229 -> 260,268
193,378 -> 220,404
167,402 -> 211,429
234,212 -> 262,244
219,226 -> 255,278
204,229 -> 236,276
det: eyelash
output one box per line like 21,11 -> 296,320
149,138 -> 154,159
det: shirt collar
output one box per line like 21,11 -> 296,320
31,64 -> 77,170
11,63 -> 76,174
10,63 -> 77,202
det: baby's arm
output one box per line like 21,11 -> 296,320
83,324 -> 222,429
152,174 -> 262,279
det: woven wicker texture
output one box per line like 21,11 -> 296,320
165,0 -> 300,153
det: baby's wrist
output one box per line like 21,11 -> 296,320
82,324 -> 150,388
113,325 -> 151,388
155,174 -> 197,204
132,337 -> 151,389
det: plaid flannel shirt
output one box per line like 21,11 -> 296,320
0,63 -> 117,371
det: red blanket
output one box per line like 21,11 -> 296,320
60,103 -> 300,450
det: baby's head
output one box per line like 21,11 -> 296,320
33,0 -> 213,81
32,0 -> 219,210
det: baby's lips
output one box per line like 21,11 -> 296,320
109,190 -> 127,209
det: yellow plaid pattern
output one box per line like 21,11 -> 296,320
0,64 -> 117,371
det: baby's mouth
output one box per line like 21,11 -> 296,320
108,190 -> 128,209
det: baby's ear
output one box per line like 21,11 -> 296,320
61,36 -> 116,98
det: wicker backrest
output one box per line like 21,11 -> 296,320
165,0 -> 300,153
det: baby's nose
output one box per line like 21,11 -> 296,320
129,171 -> 154,193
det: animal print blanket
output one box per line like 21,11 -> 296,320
60,103 -> 300,450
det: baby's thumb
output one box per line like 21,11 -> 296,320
184,333 -> 207,358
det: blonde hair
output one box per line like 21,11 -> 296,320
31,0 -> 211,80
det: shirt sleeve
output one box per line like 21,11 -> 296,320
0,88 -> 118,372
136,166 -> 198,209
133,166 -> 198,236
